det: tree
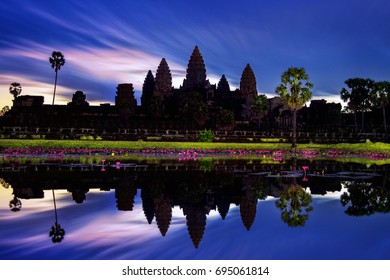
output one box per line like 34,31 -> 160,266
49,51 -> 65,106
0,106 -> 10,117
179,92 -> 207,129
250,94 -> 269,128
9,82 -> 22,100
372,81 -> 390,140
340,78 -> 374,133
9,196 -> 22,212
275,183 -> 313,227
216,109 -> 235,130
275,67 -> 313,148
340,181 -> 390,216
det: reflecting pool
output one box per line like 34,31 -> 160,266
1,158 -> 390,259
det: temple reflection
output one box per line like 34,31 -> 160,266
1,159 -> 390,248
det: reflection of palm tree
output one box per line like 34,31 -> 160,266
9,196 -> 22,212
275,183 -> 313,227
49,189 -> 65,243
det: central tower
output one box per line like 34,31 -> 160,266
182,46 -> 207,91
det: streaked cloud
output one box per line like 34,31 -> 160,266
1,0 -> 390,108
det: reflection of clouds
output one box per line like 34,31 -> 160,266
1,189 -> 390,259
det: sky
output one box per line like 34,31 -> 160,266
1,0 -> 390,109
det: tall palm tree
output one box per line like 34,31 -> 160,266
372,81 -> 390,140
49,51 -> 65,106
9,82 -> 22,100
275,67 -> 313,148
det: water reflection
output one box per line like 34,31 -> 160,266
1,159 -> 390,258
49,189 -> 66,243
275,181 -> 313,227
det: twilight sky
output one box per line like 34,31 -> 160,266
1,0 -> 389,109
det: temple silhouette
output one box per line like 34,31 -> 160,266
3,159 -> 389,248
1,46 -> 344,138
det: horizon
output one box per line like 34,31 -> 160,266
1,0 -> 389,109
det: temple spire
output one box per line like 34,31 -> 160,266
141,70 -> 155,109
217,74 -> 230,93
182,46 -> 207,91
240,64 -> 257,104
154,58 -> 172,99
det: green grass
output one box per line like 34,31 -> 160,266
0,139 -> 288,150
1,139 -> 390,153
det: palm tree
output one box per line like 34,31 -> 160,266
275,183 -> 313,227
9,196 -> 22,212
275,67 -> 313,148
372,81 -> 390,140
49,189 -> 65,243
340,78 -> 374,133
49,51 -> 65,106
9,82 -> 22,100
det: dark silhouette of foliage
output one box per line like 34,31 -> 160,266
340,181 -> 390,216
179,91 -> 208,128
9,82 -> 22,99
49,51 -> 65,106
340,78 -> 374,133
216,109 -> 235,130
0,106 -> 10,117
250,94 -> 269,127
371,81 -> 390,139
9,196 -> 22,212
49,223 -> 66,243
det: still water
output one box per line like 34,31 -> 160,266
1,158 -> 390,260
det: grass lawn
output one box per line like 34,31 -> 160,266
1,139 -> 390,153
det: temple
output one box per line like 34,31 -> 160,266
0,45 -> 343,139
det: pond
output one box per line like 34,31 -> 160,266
1,156 -> 390,260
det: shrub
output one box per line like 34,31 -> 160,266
80,135 -> 95,140
198,129 -> 214,142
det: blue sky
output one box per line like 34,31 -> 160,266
1,0 -> 389,108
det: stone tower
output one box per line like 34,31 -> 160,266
217,74 -> 230,93
183,206 -> 207,248
115,83 -> 137,108
154,58 -> 172,99
182,46 -> 207,91
154,196 -> 172,236
68,91 -> 89,106
115,83 -> 137,118
240,64 -> 257,104
239,193 -> 257,231
141,70 -> 155,109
